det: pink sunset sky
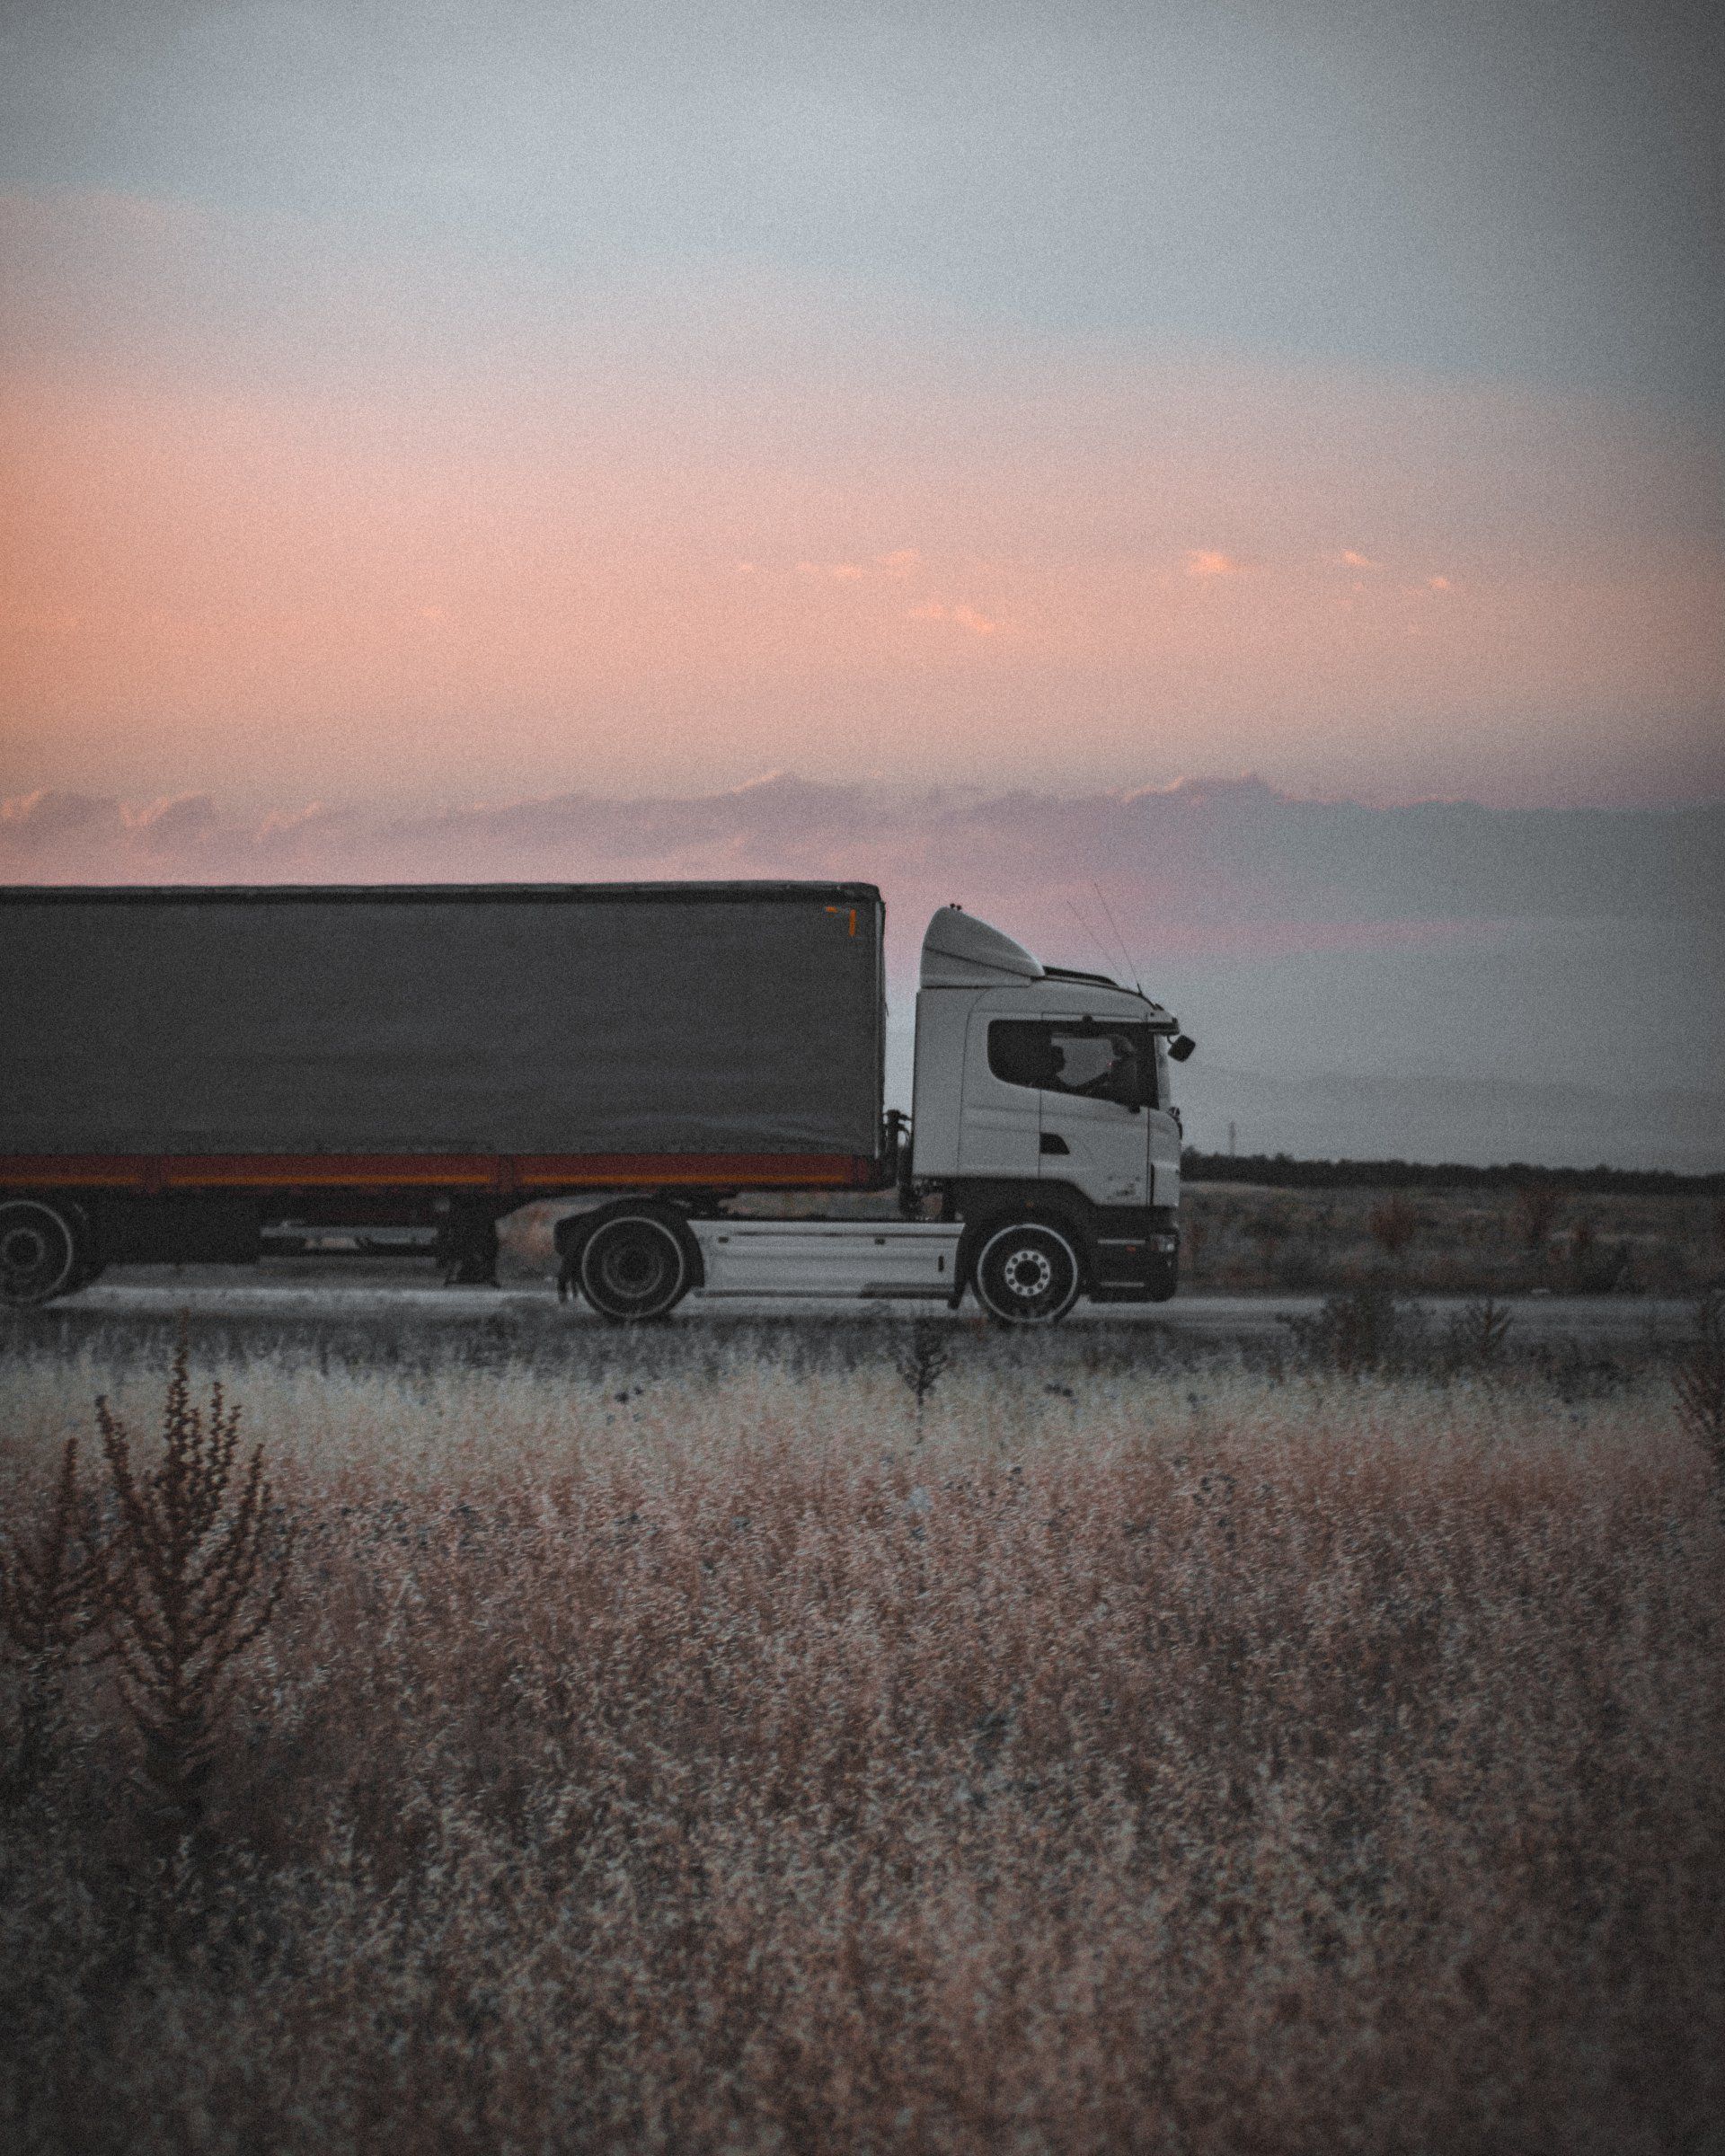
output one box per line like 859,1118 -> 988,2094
3,2 -> 1721,820
3,190 -> 1719,814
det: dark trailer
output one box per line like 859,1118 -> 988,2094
0,881 -> 889,1297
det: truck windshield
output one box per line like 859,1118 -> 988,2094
988,1021 -> 1156,1109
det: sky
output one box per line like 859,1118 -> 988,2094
2,0 -> 1721,1161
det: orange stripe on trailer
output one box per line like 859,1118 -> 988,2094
0,1153 -> 887,1194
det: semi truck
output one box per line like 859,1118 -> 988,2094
0,882 -> 1192,1321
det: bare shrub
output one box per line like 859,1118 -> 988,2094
1512,1181 -> 1563,1258
1280,1281 -> 1423,1375
94,1336 -> 296,1842
0,1438 -> 111,1801
1244,1200 -> 1295,1278
1367,1191 -> 1420,1263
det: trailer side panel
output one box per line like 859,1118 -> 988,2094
0,884 -> 887,1168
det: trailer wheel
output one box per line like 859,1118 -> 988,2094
972,1220 -> 1083,1325
577,1206 -> 694,1322
0,1197 -> 85,1306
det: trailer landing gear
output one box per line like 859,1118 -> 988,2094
437,1211 -> 500,1286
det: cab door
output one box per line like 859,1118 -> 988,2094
1036,1021 -> 1152,1206
959,1008 -> 1044,1179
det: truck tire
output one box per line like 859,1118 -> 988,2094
0,1196 -> 85,1306
972,1219 -> 1083,1326
576,1206 -> 696,1323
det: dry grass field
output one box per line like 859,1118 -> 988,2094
2,1315 -> 1721,2154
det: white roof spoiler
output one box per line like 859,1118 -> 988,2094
920,906 -> 1046,987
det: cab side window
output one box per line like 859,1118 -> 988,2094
987,1021 -> 1156,1109
988,1021 -> 1062,1090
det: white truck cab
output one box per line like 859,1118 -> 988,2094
901,906 -> 1187,1315
675,907 -> 1190,1324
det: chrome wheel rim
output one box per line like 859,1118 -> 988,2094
1001,1247 -> 1054,1300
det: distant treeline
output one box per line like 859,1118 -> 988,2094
1181,1150 -> 1725,1197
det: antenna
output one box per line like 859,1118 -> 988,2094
1065,897 -> 1119,982
1092,880 -> 1142,995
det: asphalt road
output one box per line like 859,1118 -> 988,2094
28,1261 -> 1700,1346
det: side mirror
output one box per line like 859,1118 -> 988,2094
1168,1034 -> 1196,1063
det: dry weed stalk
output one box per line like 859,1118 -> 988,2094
1446,1294 -> 1514,1373
896,1318 -> 951,1429
0,1437 -> 111,1799
94,1335 -> 295,1837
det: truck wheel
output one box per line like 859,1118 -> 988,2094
973,1220 -> 1082,1325
577,1207 -> 694,1322
0,1197 -> 84,1306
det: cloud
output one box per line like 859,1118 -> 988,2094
9,774 -> 1716,929
120,794 -> 222,853
907,601 -> 1002,633
1338,549 -> 1379,570
1185,549 -> 1247,578
789,552 -> 924,583
0,789 -> 111,847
